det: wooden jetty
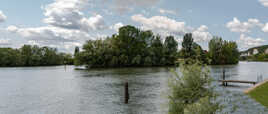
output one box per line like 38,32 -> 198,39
219,68 -> 257,86
219,80 -> 257,86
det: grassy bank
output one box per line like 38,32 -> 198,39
247,81 -> 268,108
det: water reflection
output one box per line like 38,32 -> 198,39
210,65 -> 239,80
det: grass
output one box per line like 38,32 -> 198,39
247,82 -> 268,108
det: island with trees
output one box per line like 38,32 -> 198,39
75,25 -> 240,68
0,25 -> 240,68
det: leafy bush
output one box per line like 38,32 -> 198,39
167,61 -> 221,114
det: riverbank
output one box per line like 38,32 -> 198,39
240,60 -> 268,62
245,80 -> 268,108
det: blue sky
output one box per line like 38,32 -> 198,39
0,0 -> 268,52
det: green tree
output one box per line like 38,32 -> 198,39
74,46 -> 80,56
151,35 -> 164,65
181,33 -> 194,58
178,33 -> 209,64
167,61 -> 221,114
21,45 -> 33,66
164,36 -> 178,65
209,37 -> 239,65
75,25 -> 179,68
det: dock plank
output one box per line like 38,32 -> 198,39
219,80 -> 257,86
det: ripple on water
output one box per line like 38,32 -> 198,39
0,63 -> 268,114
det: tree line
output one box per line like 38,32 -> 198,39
0,25 -> 239,67
208,37 -> 239,64
178,34 -> 239,65
0,45 -> 73,67
75,25 -> 240,68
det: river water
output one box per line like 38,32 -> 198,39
0,62 -> 267,114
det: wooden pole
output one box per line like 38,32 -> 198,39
125,82 -> 129,104
222,68 -> 226,86
64,61 -> 67,71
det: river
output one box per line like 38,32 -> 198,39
0,62 -> 267,114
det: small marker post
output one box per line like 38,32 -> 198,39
125,82 -> 129,104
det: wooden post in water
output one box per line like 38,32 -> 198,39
125,82 -> 129,104
222,68 -> 226,86
64,61 -> 67,71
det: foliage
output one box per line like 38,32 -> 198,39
74,46 -> 80,56
0,45 -> 73,67
167,61 -> 221,114
208,37 -> 239,65
242,53 -> 268,61
75,25 -> 240,67
75,25 -> 179,68
181,33 -> 194,58
179,33 -> 209,64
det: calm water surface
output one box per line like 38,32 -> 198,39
0,62 -> 268,114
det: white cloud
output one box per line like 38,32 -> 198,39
43,0 -> 87,28
62,42 -> 83,51
0,39 -> 11,46
6,25 -> 91,53
27,40 -> 41,46
6,25 -> 18,32
261,23 -> 268,32
259,0 -> 268,7
26,0 -> 106,43
80,15 -> 106,31
131,14 -> 187,36
43,0 -> 106,31
5,0 -> 109,52
26,40 -> 82,52
237,34 -> 266,49
0,11 -> 7,23
226,17 -> 263,33
192,25 -> 212,42
7,25 -> 91,45
159,8 -> 176,15
131,14 -> 213,44
110,22 -> 124,32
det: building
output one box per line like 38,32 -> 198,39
265,48 -> 268,54
253,49 -> 259,55
240,52 -> 249,57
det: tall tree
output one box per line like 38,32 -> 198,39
74,46 -> 80,56
181,33 -> 194,58
209,37 -> 239,65
151,35 -> 164,65
164,36 -> 178,65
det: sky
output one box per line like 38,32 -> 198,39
0,0 -> 268,53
